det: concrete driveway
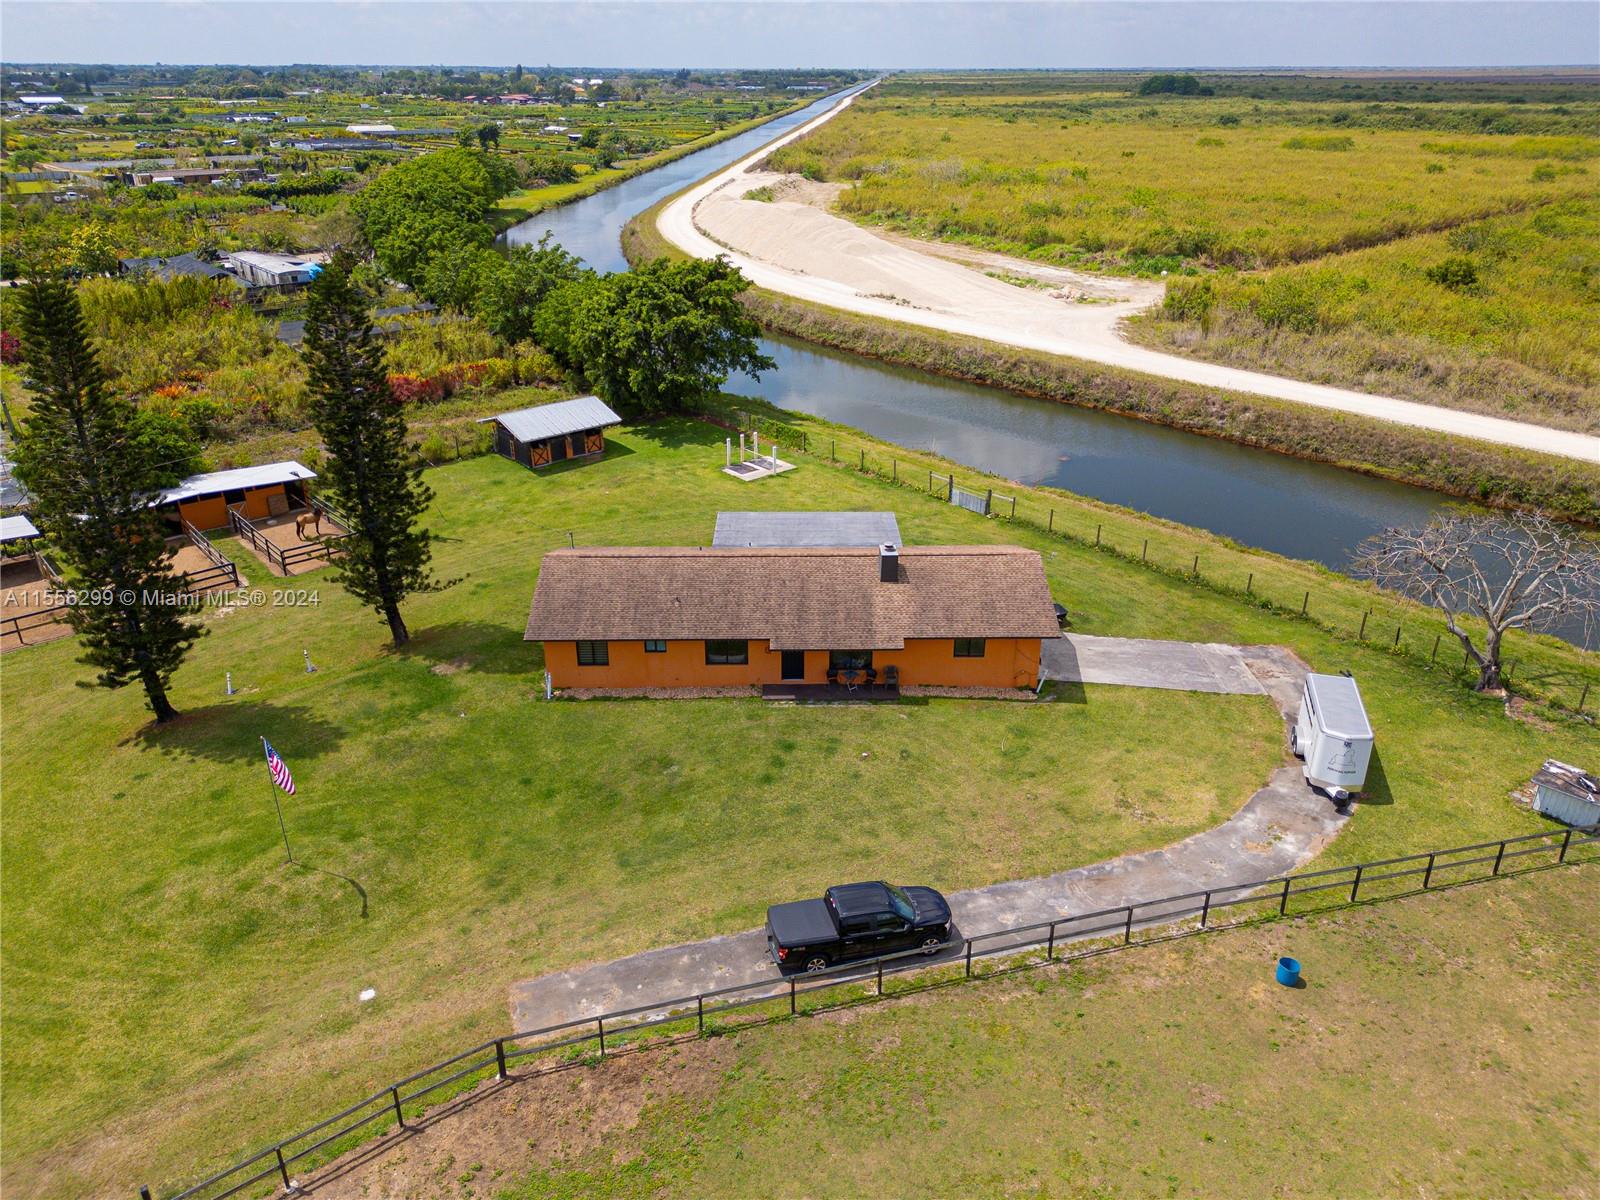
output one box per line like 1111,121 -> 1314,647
509,641 -> 1335,1034
1043,633 -> 1269,696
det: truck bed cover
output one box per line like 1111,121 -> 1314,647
765,898 -> 836,945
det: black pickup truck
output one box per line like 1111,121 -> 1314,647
766,881 -> 953,973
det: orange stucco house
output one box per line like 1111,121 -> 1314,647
524,541 -> 1061,692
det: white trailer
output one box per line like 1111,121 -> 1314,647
1291,672 -> 1373,801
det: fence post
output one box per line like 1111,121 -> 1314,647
830,439 -> 835,462
1422,852 -> 1435,889
1491,840 -> 1506,876
1246,572 -> 1252,595
1349,865 -> 1363,902
1359,610 -> 1369,640
1095,523 -> 1102,546
790,977 -> 796,1015
1578,682 -> 1590,713
1010,495 -> 1016,519
876,959 -> 884,995
929,469 -> 934,493
893,459 -> 897,483
141,1190 -> 153,1200
1279,876 -> 1291,915
1048,509 -> 1054,532
390,1087 -> 405,1130
275,1146 -> 291,1189
985,488 -> 993,515
1431,634 -> 1440,665
859,449 -> 865,471
1192,554 -> 1199,577
1046,921 -> 1056,961
1141,539 -> 1148,562
495,1038 -> 507,1080
947,474 -> 954,502
1393,624 -> 1402,648
1301,591 -> 1309,616
965,939 -> 973,977
1199,890 -> 1212,928
1123,906 -> 1134,944
596,1017 -> 605,1057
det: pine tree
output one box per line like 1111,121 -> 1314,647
11,278 -> 201,722
301,254 -> 446,646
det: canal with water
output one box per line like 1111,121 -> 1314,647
506,89 -> 1592,647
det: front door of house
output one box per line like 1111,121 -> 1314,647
780,650 -> 805,681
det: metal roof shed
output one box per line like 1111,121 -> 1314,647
0,514 -> 41,544
1532,760 -> 1600,829
482,396 -> 622,470
713,511 -> 903,548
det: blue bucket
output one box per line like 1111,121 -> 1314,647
1276,956 -> 1301,987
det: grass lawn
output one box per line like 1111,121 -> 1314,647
497,864 -> 1599,1200
2,415 -> 1594,1198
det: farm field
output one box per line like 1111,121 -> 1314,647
3,412 -> 1596,1199
482,865 -> 1598,1200
761,73 -> 1600,429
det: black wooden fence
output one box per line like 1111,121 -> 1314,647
142,824 -> 1596,1200
229,506 -> 347,576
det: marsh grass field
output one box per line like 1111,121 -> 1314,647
762,72 -> 1600,428
3,410 -> 1597,1198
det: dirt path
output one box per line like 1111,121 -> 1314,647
657,87 -> 1600,464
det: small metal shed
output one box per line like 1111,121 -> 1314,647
1531,760 -> 1600,829
712,511 -> 903,548
482,396 -> 622,470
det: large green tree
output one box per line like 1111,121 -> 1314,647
351,148 -> 516,287
301,254 -> 448,647
478,234 -> 588,342
567,257 -> 774,416
10,278 -> 202,722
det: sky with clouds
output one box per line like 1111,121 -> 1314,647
2,2 -> 1596,68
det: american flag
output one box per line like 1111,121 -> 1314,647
263,739 -> 296,795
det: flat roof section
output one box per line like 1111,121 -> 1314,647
712,511 -> 902,548
155,461 -> 316,507
0,514 -> 41,542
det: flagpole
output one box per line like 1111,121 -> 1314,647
261,737 -> 294,863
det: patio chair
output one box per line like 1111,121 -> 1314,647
826,665 -> 839,687
883,664 -> 899,689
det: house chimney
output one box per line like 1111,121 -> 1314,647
879,543 -> 899,583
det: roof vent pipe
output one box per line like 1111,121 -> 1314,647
879,543 -> 899,583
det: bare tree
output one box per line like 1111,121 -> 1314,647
1351,512 -> 1600,692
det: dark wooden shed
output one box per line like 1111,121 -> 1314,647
483,396 -> 623,470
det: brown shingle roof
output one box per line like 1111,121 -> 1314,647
524,545 -> 1061,650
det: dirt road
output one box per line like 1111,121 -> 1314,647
656,87 -> 1600,464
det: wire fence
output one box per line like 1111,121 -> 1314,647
142,824 -> 1597,1200
743,416 -> 1598,717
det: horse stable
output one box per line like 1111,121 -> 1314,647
483,396 -> 622,471
524,542 -> 1062,692
152,461 -> 317,532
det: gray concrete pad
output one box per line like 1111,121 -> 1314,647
508,641 -> 1339,1035
1043,634 -> 1266,695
